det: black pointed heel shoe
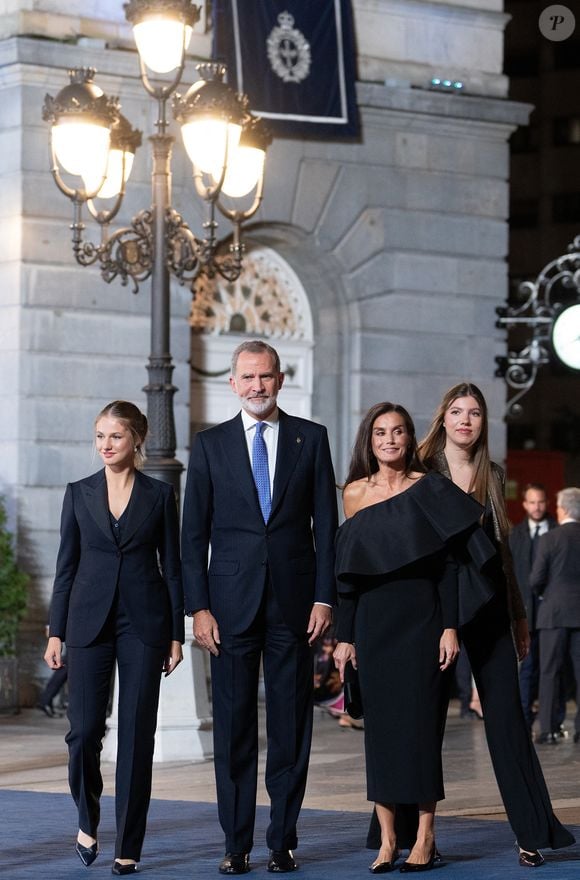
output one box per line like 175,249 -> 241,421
112,861 -> 139,875
75,841 -> 99,867
517,846 -> 544,868
369,856 -> 398,873
399,846 -> 436,873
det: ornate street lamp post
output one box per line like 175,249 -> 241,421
495,235 -> 580,418
42,0 -> 270,498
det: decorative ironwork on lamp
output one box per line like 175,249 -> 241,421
41,0 -> 271,496
495,235 -> 580,418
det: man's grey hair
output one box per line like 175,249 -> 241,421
231,340 -> 281,375
556,487 -> 580,521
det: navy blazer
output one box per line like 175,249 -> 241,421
49,469 -> 184,648
530,521 -> 580,629
181,409 -> 338,636
509,516 -> 557,629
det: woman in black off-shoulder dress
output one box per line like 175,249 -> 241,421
333,403 -> 495,873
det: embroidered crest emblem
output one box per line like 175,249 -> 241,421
266,12 -> 311,84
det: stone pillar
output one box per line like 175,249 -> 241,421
102,643 -> 213,762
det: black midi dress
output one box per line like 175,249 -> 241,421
335,471 -> 494,805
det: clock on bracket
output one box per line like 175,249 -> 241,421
551,303 -> 580,370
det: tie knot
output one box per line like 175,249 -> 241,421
256,421 -> 265,437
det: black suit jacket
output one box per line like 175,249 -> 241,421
181,409 -> 338,636
509,516 -> 557,630
49,469 -> 184,648
530,521 -> 580,629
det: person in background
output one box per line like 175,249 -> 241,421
44,400 -> 184,876
531,487 -> 580,747
37,624 -> 67,717
509,483 -> 559,733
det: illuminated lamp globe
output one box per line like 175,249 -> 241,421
174,64 -> 244,179
124,0 -> 201,74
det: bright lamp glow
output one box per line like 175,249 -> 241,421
83,149 -> 135,199
221,145 -> 265,198
181,118 -> 241,178
52,120 -> 111,180
133,19 -> 192,73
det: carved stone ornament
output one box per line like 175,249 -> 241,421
190,249 -> 308,339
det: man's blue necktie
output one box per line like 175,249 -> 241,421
252,421 -> 271,523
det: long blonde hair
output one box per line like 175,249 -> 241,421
419,382 -> 510,536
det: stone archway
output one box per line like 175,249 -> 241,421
189,245 -> 315,434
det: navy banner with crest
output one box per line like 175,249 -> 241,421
213,0 -> 359,138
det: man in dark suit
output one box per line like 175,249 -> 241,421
530,487 -> 580,745
181,340 -> 338,874
509,483 -> 557,729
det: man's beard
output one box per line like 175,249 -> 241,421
241,394 -> 277,417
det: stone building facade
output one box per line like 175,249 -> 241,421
0,0 -> 529,705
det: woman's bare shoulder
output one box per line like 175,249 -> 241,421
343,479 -> 371,518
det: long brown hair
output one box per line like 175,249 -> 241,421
344,402 -> 425,488
95,400 -> 148,468
419,382 -> 510,535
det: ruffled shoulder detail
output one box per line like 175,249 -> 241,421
336,471 -> 497,626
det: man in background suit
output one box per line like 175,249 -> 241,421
509,483 -> 557,730
181,340 -> 338,874
531,487 -> 580,745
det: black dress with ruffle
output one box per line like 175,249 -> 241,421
335,471 -> 494,804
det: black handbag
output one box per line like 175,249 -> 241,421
343,660 -> 363,719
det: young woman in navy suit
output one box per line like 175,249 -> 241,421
43,401 -> 184,875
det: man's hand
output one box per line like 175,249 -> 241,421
193,609 -> 221,656
306,603 -> 332,645
44,636 -> 64,669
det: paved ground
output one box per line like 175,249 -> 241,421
1,700 -> 579,827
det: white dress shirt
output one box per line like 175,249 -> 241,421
528,519 -> 550,539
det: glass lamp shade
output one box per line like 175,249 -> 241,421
52,119 -> 111,180
133,18 -> 192,73
181,118 -> 242,179
221,145 -> 265,198
83,149 -> 135,199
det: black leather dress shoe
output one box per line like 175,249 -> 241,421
219,853 -> 250,875
75,841 -> 99,867
112,862 -> 138,875
518,849 -> 544,868
267,850 -> 298,873
37,702 -> 56,718
535,733 -> 557,745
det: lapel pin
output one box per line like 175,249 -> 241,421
296,437 -> 302,444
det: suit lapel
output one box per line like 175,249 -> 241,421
80,470 -> 113,543
221,414 -> 262,515
120,471 -> 159,547
271,411 -> 305,518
